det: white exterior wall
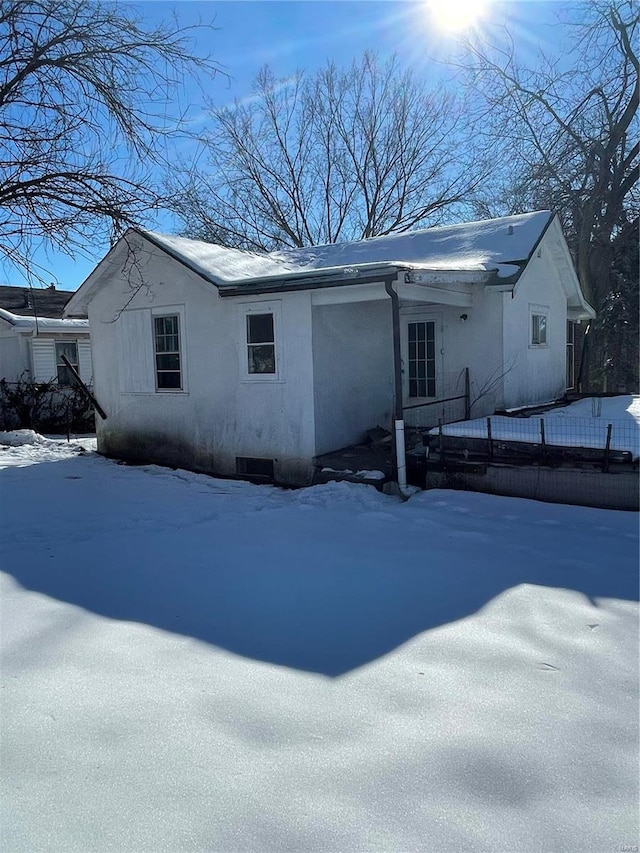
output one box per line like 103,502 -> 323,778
0,325 -> 92,385
89,243 -> 316,484
312,300 -> 394,454
0,327 -> 30,382
441,287 -> 506,420
401,287 -> 505,427
401,234 -> 571,425
502,239 -> 568,409
31,336 -> 93,384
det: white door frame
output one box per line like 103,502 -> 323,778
400,308 -> 444,407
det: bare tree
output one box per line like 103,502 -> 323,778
459,1 -> 638,389
0,0 -> 221,281
170,53 -> 489,250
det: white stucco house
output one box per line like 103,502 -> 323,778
64,210 -> 594,485
0,285 -> 92,387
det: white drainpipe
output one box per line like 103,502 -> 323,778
395,418 -> 407,491
384,276 -> 413,499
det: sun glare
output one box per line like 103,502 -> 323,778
427,0 -> 488,33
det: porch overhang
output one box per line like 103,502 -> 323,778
310,280 -> 475,307
311,268 -> 482,306
218,262 -> 483,307
402,283 -> 473,307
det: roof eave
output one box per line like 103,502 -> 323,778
568,300 -> 596,321
483,263 -> 527,291
217,264 -> 407,297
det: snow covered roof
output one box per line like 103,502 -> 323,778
141,232 -> 297,283
66,209 -> 594,317
142,211 -> 554,290
0,307 -> 89,333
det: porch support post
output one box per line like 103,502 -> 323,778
384,278 -> 407,490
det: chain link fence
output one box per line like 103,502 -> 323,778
417,413 -> 639,510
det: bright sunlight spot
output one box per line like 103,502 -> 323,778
426,0 -> 489,32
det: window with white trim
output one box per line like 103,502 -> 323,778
241,302 -> 282,380
531,312 -> 548,346
566,320 -> 575,389
247,312 -> 276,374
153,314 -> 182,389
55,341 -> 78,386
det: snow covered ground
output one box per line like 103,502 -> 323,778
1,434 -> 638,852
432,394 -> 640,459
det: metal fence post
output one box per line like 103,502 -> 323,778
603,423 -> 612,472
464,367 -> 470,420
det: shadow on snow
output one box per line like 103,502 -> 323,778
2,456 -> 638,676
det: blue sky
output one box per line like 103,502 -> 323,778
2,0 -> 565,292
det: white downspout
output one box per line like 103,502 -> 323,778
395,417 -> 407,491
384,276 -> 412,500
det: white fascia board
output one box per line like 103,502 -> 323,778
568,304 -> 596,321
405,270 -> 481,305
311,282 -> 388,305
547,217 -> 596,318
405,269 -> 488,285
63,230 -> 148,317
485,282 -> 515,293
400,282 -> 473,307
310,278 -> 474,307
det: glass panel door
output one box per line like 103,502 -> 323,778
407,320 -> 436,398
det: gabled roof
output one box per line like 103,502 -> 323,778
0,284 -> 76,318
142,210 -> 554,288
65,210 -> 593,319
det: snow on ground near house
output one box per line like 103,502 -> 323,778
431,394 -> 640,459
1,437 -> 637,853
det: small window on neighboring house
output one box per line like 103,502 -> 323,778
55,341 -> 78,386
154,315 -> 182,389
531,313 -> 548,346
566,320 -> 575,389
247,313 -> 276,374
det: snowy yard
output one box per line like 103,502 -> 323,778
1,434 -> 638,852
431,394 -> 640,458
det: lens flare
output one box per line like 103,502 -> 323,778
427,0 -> 488,33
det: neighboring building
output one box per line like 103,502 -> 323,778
0,284 -> 92,387
64,211 -> 594,485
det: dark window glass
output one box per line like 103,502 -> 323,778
407,321 -> 436,398
236,457 -> 275,480
247,313 -> 276,374
154,315 -> 181,390
566,320 -> 575,389
532,314 -> 547,345
55,341 -> 79,386
247,314 -> 274,344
